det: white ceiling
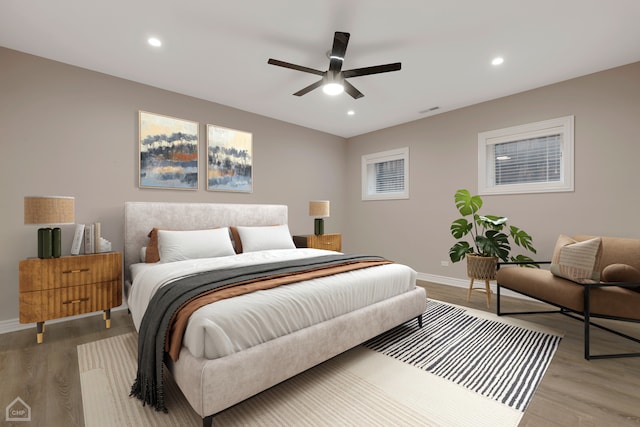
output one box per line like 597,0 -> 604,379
2,0 -> 640,138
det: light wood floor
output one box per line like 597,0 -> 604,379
1,282 -> 639,426
0,309 -> 134,427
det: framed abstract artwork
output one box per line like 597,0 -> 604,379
206,124 -> 253,193
139,111 -> 199,190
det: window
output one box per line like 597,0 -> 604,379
478,116 -> 574,195
362,147 -> 409,200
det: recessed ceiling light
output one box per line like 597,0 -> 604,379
347,110 -> 355,116
492,57 -> 504,66
148,37 -> 162,47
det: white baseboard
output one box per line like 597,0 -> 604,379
0,304 -> 129,336
417,272 -> 536,301
0,318 -> 33,334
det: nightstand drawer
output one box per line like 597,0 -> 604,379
19,252 -> 121,291
19,281 -> 122,323
293,234 -> 342,252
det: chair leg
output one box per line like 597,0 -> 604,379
584,286 -> 591,360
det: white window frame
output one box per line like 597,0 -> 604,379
478,115 -> 574,195
361,147 -> 409,200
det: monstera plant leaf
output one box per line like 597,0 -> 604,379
510,226 -> 537,253
449,241 -> 473,263
510,254 -> 540,267
454,189 -> 482,217
475,230 -> 510,261
477,215 -> 508,231
450,218 -> 473,239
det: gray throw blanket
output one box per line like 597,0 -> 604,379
130,254 -> 387,412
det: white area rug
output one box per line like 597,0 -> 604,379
78,300 -> 562,427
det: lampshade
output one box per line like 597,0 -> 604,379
309,200 -> 330,218
24,196 -> 75,225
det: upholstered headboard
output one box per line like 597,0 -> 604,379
123,202 -> 288,280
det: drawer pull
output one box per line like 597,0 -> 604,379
62,268 -> 90,274
63,298 -> 90,305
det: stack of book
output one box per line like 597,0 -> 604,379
70,223 -> 112,255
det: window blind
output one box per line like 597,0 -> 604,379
374,158 -> 405,193
492,135 -> 561,185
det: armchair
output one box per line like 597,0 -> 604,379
495,235 -> 640,360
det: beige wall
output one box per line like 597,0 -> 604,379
345,61 -> 640,284
0,47 -> 347,323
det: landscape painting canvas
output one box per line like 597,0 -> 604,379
139,111 -> 199,190
207,124 -> 252,192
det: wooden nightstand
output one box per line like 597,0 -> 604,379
19,252 -> 122,343
293,233 -> 342,252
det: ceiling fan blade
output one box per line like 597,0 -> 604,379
342,62 -> 401,78
328,32 -> 350,73
343,80 -> 364,99
268,59 -> 324,76
293,79 -> 324,96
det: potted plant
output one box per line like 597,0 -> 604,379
448,189 -> 537,280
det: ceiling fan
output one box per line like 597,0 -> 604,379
267,31 -> 401,99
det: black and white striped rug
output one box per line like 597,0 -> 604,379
364,299 -> 562,412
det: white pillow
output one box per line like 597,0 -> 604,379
139,246 -> 148,263
235,225 -> 296,253
158,228 -> 235,263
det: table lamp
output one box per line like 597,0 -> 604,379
24,196 -> 75,258
309,200 -> 330,236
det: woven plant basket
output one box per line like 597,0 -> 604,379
466,254 -> 498,280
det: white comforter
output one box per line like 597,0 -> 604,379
128,248 -> 417,360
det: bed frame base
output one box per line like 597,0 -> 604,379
200,312 -> 424,427
166,287 -> 427,425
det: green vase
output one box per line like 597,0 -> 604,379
38,228 -> 53,259
52,227 -> 62,258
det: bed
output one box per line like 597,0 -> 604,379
123,201 -> 427,426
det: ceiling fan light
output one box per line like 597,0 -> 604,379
323,82 -> 344,96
